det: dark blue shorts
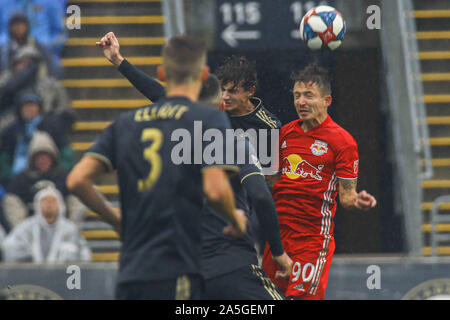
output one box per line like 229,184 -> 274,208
203,264 -> 285,300
115,274 -> 203,300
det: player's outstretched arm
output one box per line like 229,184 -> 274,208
66,156 -> 121,235
202,167 -> 247,238
242,174 -> 292,279
338,178 -> 377,211
96,31 -> 166,102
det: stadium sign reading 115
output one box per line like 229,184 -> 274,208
216,0 -> 334,49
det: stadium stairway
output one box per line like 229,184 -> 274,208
62,0 -> 165,262
412,2 -> 450,256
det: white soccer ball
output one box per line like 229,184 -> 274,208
299,5 -> 346,51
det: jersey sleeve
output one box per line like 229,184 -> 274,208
118,59 -> 166,102
238,138 -> 263,184
274,124 -> 287,174
85,121 -> 117,172
335,138 -> 359,180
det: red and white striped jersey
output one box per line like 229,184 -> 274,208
273,116 -> 359,237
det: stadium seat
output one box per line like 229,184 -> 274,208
413,3 -> 450,255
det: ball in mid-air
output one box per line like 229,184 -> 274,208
299,5 -> 346,50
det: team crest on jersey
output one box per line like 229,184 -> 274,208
310,140 -> 328,156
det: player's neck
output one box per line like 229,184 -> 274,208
166,83 -> 201,102
232,99 -> 255,116
301,114 -> 328,132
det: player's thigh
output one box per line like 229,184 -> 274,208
285,237 -> 335,300
203,265 -> 285,300
115,274 -> 203,300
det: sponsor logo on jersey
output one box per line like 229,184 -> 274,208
310,140 -> 328,156
282,154 -> 324,181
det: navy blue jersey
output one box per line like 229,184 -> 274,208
201,136 -> 263,279
86,96 -> 238,284
227,97 -> 281,172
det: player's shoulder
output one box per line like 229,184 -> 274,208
235,134 -> 254,153
106,108 -> 136,129
281,119 -> 301,135
192,101 -> 224,117
194,102 -> 232,128
324,116 -> 357,147
252,97 -> 281,129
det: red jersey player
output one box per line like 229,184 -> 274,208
262,63 -> 377,300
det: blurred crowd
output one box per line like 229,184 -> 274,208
0,1 -> 91,263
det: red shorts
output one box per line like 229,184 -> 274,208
262,227 -> 335,300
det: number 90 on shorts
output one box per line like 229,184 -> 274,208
291,262 -> 315,283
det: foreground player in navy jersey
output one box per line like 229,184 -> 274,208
67,35 -> 247,300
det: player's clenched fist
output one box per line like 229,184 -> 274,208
96,31 -> 124,67
355,190 -> 377,211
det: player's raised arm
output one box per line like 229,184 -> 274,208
66,156 -> 121,235
338,178 -> 377,211
96,31 -> 166,102
202,167 -> 247,238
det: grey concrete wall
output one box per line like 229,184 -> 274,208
0,257 -> 449,300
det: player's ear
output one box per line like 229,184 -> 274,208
201,66 -> 210,82
324,94 -> 332,107
248,85 -> 256,97
157,65 -> 165,82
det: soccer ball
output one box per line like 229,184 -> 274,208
299,5 -> 346,50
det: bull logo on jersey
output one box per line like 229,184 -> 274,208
282,154 -> 324,181
310,140 -> 328,156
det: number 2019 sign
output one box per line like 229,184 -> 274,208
216,0 -> 335,50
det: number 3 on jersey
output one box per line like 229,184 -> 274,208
138,128 -> 163,191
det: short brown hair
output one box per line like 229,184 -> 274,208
291,63 -> 331,96
216,56 -> 257,91
162,35 -> 207,85
199,74 -> 221,107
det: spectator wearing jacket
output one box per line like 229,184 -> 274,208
2,130 -> 82,229
0,11 -> 60,77
0,45 -> 74,123
0,92 -> 74,185
1,186 -> 91,263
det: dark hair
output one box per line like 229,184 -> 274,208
162,35 -> 207,85
291,63 -> 331,95
216,56 -> 257,91
8,12 -> 29,26
199,74 -> 221,106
